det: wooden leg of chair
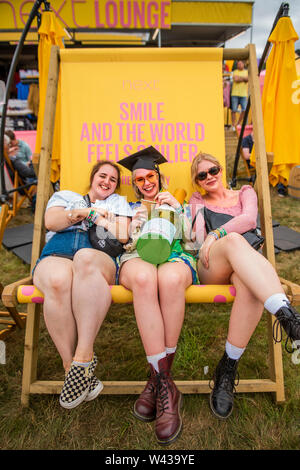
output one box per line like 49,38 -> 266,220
267,313 -> 285,403
21,303 -> 41,407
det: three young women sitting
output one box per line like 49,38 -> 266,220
36,148 -> 300,443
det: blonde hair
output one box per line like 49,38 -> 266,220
132,169 -> 168,199
191,152 -> 222,187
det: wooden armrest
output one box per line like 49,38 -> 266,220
280,277 -> 300,306
2,276 -> 33,308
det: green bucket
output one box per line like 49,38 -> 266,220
136,206 -> 177,264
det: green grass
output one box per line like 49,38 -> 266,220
0,180 -> 300,450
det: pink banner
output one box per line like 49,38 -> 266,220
15,130 -> 37,155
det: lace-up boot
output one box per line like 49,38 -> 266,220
133,353 -> 176,422
155,356 -> 182,445
209,352 -> 239,419
273,303 -> 300,353
133,363 -> 157,422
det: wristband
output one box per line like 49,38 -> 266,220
86,209 -> 98,227
174,205 -> 184,215
208,231 -> 219,240
219,228 -> 227,237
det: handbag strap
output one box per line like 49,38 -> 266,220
190,207 -> 204,241
83,194 -> 91,208
191,207 -> 203,230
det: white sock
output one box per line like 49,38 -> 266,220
225,341 -> 245,360
147,351 -> 166,372
264,293 -> 289,315
166,346 -> 177,355
72,360 -> 91,368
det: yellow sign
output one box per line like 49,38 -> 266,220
60,47 -> 224,201
0,0 -> 171,30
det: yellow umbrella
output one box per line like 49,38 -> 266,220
35,11 -> 67,183
296,52 -> 300,79
251,16 -> 300,186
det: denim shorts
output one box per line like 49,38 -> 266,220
32,229 -> 118,277
231,95 -> 247,112
32,229 -> 93,275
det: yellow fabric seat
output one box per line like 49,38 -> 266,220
17,284 -> 236,305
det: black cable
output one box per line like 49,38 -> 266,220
0,0 -> 50,199
230,2 -> 290,188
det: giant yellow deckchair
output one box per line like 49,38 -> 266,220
2,44 -> 300,407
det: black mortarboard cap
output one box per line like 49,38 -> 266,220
118,146 -> 167,172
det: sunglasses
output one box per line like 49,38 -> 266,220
196,166 -> 221,181
134,171 -> 158,188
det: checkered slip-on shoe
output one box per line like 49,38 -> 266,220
85,353 -> 103,401
85,375 -> 104,402
59,358 -> 96,409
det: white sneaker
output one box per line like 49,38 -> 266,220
85,375 -> 104,402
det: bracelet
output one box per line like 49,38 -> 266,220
211,227 -> 227,239
217,227 -> 227,238
208,231 -> 219,240
174,205 -> 184,215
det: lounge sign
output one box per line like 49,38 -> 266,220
0,0 -> 172,30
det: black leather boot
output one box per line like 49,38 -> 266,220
273,303 -> 300,353
209,352 -> 239,419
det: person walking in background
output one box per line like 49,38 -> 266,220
231,60 -> 248,131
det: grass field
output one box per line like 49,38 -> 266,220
0,181 -> 300,451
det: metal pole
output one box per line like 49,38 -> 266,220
230,2 -> 290,188
0,0 -> 45,198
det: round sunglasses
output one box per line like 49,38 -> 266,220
196,166 -> 221,181
134,171 -> 158,188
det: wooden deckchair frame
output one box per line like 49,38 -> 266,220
0,205 -> 27,339
3,44 -> 300,407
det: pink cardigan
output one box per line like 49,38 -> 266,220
189,185 -> 258,239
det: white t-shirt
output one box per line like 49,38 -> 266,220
45,190 -> 133,242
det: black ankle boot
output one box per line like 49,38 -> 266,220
273,303 -> 300,353
209,352 -> 239,419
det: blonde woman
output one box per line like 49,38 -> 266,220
189,152 -> 300,419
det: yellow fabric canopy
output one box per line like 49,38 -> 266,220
251,16 -> 300,186
296,53 -> 300,79
59,47 -> 224,201
35,11 -> 67,183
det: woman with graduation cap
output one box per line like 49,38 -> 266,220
118,146 -> 197,446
